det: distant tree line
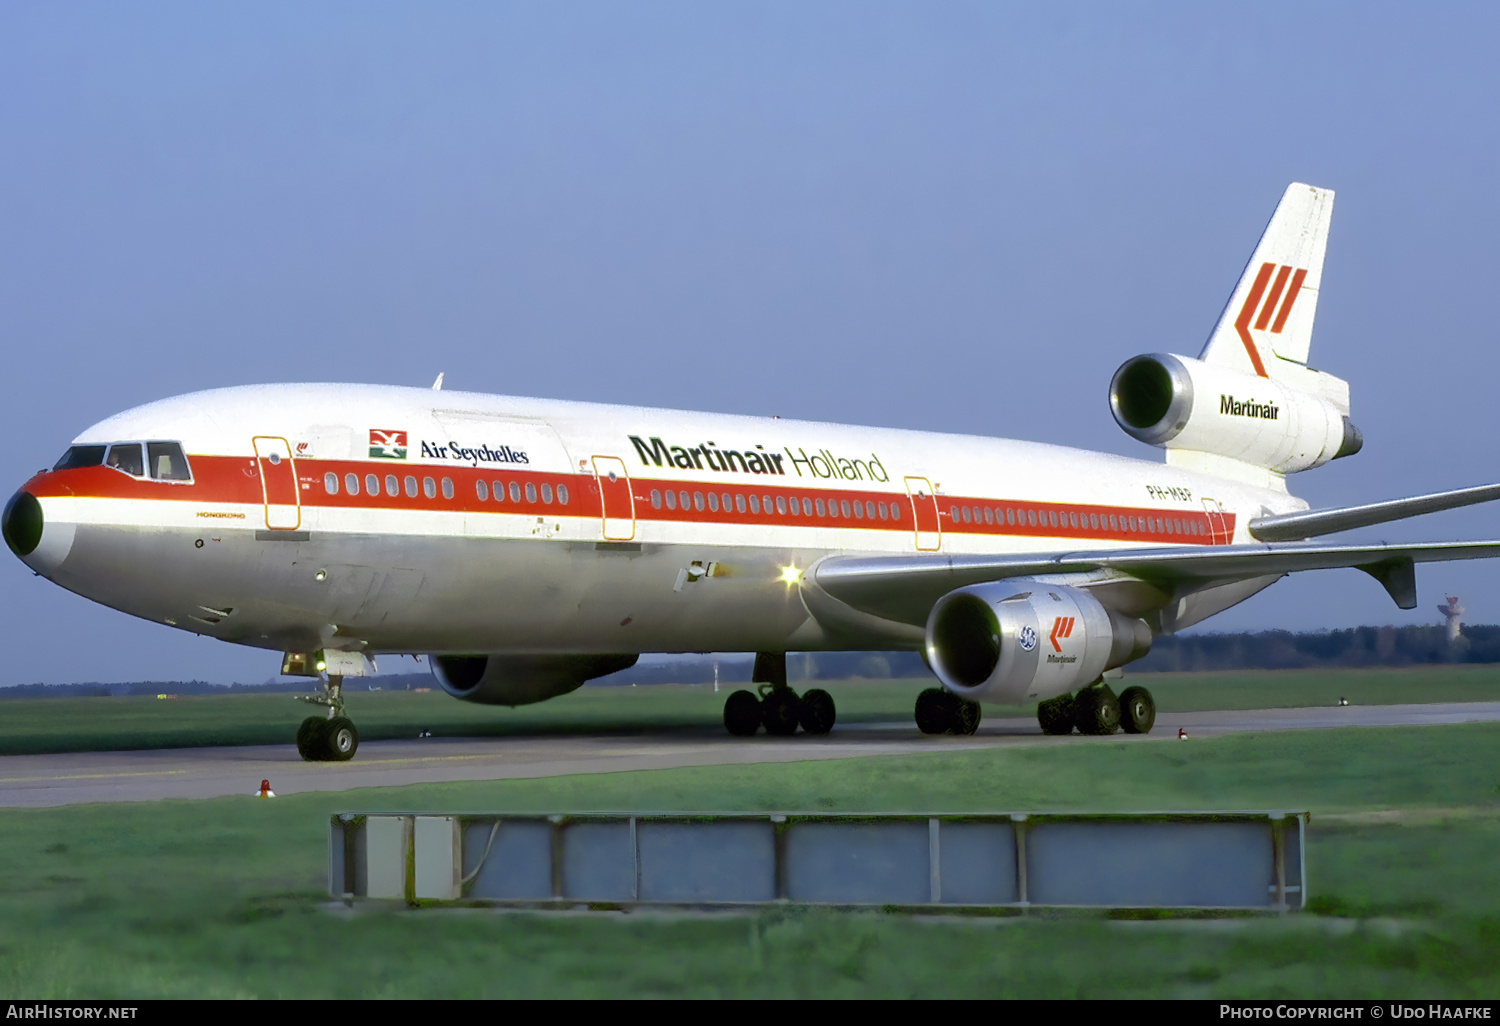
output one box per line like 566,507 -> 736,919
2,625 -> 1492,697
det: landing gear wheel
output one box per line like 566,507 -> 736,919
799,689 -> 836,735
723,690 -> 762,736
296,716 -> 329,761
953,697 -> 982,736
1074,684 -> 1121,736
1119,686 -> 1156,734
915,687 -> 951,734
762,689 -> 802,736
1037,695 -> 1075,735
325,717 -> 359,761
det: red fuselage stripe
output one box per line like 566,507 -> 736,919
26,455 -> 1234,546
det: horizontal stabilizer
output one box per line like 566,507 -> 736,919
1248,483 -> 1500,542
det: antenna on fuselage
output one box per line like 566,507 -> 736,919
431,372 -> 444,391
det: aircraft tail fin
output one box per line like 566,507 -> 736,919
1200,183 -> 1333,379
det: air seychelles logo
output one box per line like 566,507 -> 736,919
369,430 -> 408,459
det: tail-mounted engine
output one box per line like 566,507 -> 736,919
925,582 -> 1151,704
430,653 -> 639,706
1109,353 -> 1361,474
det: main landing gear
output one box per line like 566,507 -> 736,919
295,673 -> 361,762
914,688 -> 982,735
722,653 -> 837,737
1036,681 -> 1156,736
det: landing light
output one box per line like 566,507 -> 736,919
779,565 -> 802,585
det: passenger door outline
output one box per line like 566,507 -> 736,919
592,455 -> 636,541
252,436 -> 301,530
904,476 -> 941,551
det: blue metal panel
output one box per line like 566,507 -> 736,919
561,821 -> 635,901
1027,820 -> 1271,907
785,821 -> 929,905
463,820 -> 553,900
638,821 -> 776,902
937,821 -> 1016,904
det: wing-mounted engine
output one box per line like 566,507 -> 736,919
430,653 -> 639,706
1109,353 -> 1361,474
925,582 -> 1151,704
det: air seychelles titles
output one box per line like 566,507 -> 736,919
628,436 -> 888,483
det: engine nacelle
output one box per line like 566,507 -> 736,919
925,582 -> 1151,704
430,653 -> 639,706
1109,353 -> 1361,474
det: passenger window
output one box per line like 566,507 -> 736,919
694,492 -> 705,511
982,507 -> 992,525
476,480 -> 489,501
879,502 -> 888,521
707,493 -> 719,512
651,489 -> 662,509
405,476 -> 418,498
679,490 -> 690,510
442,478 -> 454,500
54,445 -> 107,470
385,475 -> 398,497
788,497 -> 798,517
802,498 -> 813,516
525,482 -> 537,503
423,477 -> 436,499
960,506 -> 969,523
346,474 -> 359,495
665,490 -> 676,510
889,502 -> 901,521
510,481 -> 522,503
558,484 -> 569,505
105,443 -> 145,477
761,494 -> 772,514
366,474 -> 379,496
146,442 -> 192,481
736,494 -> 746,514
324,472 -> 338,494
724,493 -> 734,512
748,495 -> 759,514
775,496 -> 786,515
541,483 -> 553,504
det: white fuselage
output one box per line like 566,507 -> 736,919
13,383 -> 1305,658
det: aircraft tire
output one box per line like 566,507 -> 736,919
914,687 -> 952,735
723,690 -> 762,736
296,717 -> 330,761
1119,686 -> 1156,734
325,717 -> 360,761
1037,695 -> 1074,735
1073,685 -> 1121,736
953,697 -> 982,736
762,689 -> 802,736
799,689 -> 836,735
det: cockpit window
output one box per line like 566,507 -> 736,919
54,445 -> 107,471
105,443 -> 145,478
147,441 -> 191,481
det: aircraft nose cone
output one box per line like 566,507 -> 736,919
2,490 -> 43,558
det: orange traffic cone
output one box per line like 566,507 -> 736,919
255,779 -> 277,797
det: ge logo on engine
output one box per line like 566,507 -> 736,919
1018,625 -> 1038,652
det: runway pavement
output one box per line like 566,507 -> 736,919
3,701 -> 1499,808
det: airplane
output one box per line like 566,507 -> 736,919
6,182 -> 1500,762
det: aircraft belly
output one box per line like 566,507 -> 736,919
53,525 -> 826,654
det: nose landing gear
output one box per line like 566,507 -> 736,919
295,673 -> 361,761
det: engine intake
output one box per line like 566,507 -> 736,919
430,653 -> 639,706
925,582 -> 1150,704
1109,353 -> 1361,473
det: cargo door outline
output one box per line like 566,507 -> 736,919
592,456 -> 636,540
252,436 -> 301,530
1201,498 -> 1229,546
904,476 -> 941,551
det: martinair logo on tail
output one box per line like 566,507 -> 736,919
369,430 -> 408,460
1234,262 -> 1307,378
1049,616 -> 1075,652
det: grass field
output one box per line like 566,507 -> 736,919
2,714 -> 1499,997
3,663 -> 1499,756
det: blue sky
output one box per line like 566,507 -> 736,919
3,2 -> 1498,684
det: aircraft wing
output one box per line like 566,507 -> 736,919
1248,482 -> 1500,541
810,539 -> 1500,624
